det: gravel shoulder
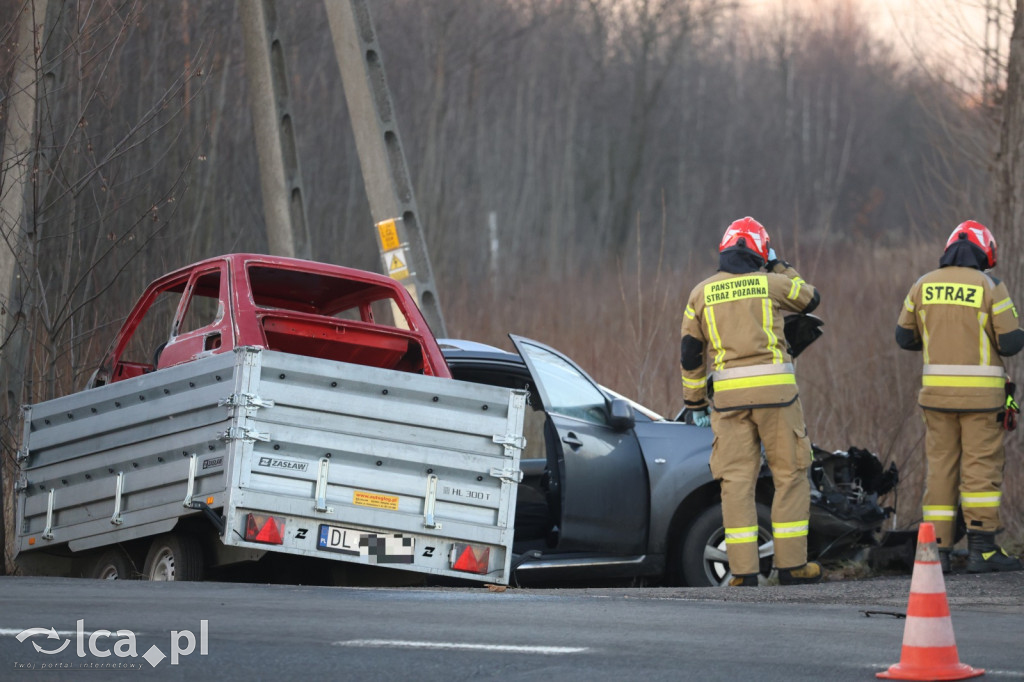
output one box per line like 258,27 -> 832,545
534,572 -> 1024,613
3,570 -> 1021,614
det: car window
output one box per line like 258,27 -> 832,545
520,343 -> 607,425
121,287 -> 182,366
178,270 -> 223,335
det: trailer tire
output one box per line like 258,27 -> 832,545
90,547 -> 136,580
679,503 -> 773,587
143,534 -> 205,581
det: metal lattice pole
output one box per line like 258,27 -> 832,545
984,0 -> 1003,105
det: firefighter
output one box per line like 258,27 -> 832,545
681,217 -> 822,586
896,221 -> 1024,574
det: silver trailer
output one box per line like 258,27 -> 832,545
15,347 -> 526,584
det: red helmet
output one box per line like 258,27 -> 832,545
945,220 -> 997,268
720,217 -> 770,264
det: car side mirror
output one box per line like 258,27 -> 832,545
608,398 -> 635,431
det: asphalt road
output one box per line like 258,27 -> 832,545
1,573 -> 1023,681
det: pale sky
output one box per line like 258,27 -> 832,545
743,0 -> 1004,89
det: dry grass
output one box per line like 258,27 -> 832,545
823,561 -> 876,582
442,240 -> 1024,546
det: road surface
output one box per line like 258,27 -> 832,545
1,573 -> 1022,681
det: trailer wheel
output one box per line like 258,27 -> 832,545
90,547 -> 136,580
143,534 -> 205,581
679,503 -> 773,587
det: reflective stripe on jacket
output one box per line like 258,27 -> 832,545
712,362 -> 795,393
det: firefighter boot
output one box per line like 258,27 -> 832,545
728,574 -> 758,587
939,548 -> 951,574
778,562 -> 823,585
966,531 -> 1023,573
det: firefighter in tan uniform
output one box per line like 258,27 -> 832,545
896,221 -> 1024,574
681,217 -> 822,586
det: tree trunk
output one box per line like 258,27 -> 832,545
0,0 -> 49,578
1,0 -> 46,403
993,1 -> 1024,482
995,0 -> 1024,302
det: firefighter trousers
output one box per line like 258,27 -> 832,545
710,400 -> 813,576
922,408 -> 1006,548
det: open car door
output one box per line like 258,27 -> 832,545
510,335 -> 649,554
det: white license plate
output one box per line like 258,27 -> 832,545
316,524 -> 415,564
317,524 -> 363,556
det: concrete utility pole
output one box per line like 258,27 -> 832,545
239,0 -> 312,259
323,0 -> 447,337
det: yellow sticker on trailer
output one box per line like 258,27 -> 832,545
353,490 -> 400,511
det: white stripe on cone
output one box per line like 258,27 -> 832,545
908,561 -> 945,594
901,616 -> 958,648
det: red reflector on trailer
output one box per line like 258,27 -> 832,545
451,544 -> 490,574
244,513 -> 285,545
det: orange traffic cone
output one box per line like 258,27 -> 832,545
877,522 -> 984,680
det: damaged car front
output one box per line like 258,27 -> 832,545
808,445 -> 899,562
674,407 -> 900,586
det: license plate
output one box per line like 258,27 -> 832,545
317,524 -> 363,556
317,524 -> 415,564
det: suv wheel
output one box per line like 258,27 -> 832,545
679,503 -> 773,587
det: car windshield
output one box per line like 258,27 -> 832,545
247,265 -> 402,326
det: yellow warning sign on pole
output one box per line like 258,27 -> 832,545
384,248 -> 409,280
377,218 -> 401,251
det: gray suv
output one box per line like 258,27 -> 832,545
440,336 -> 898,587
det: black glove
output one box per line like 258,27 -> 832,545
783,314 -> 824,357
998,382 -> 1019,431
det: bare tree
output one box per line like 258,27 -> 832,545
0,0 -> 207,573
995,0 -> 1024,299
0,0 -> 48,578
993,5 -> 1024,523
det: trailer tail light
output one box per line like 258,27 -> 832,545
244,513 -> 285,545
450,543 -> 490,575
